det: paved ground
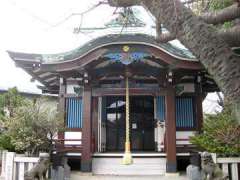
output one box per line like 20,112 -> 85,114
70,172 -> 187,180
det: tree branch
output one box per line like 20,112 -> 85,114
108,0 -> 240,46
108,0 -> 140,7
216,92 -> 224,107
200,3 -> 240,25
155,20 -> 174,43
156,25 -> 240,46
108,1 -> 240,25
218,25 -> 240,47
156,32 -> 176,43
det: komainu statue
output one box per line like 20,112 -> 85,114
24,154 -> 50,180
201,152 -> 228,180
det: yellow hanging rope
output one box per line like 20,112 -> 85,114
122,76 -> 133,165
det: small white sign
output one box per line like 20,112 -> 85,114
132,123 -> 137,129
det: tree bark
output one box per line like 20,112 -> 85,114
108,0 -> 240,123
200,3 -> 240,25
218,25 -> 240,47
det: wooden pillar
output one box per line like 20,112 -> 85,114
196,83 -> 203,131
81,86 -> 92,172
92,97 -> 98,153
58,77 -> 66,140
165,85 -> 177,173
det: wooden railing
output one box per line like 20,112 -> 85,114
1,152 -> 39,180
53,138 -> 82,153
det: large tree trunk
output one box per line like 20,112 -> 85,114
109,0 -> 240,122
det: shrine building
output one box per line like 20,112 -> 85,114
8,34 -> 218,175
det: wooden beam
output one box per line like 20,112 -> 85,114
90,63 -> 163,79
92,87 -> 166,97
81,86 -> 92,172
165,84 -> 177,173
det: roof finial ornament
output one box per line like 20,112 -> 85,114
105,7 -> 145,28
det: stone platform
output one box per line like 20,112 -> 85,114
70,172 -> 187,180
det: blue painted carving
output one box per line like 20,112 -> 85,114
104,52 -> 149,65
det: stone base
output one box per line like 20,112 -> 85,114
81,160 -> 92,172
74,172 -> 93,176
166,162 -> 177,173
165,172 -> 180,177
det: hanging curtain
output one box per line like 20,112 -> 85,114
66,97 -> 83,128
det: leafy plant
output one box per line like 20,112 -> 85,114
0,87 -> 27,151
209,0 -> 234,11
191,107 -> 240,156
0,87 -> 25,119
0,133 -> 16,151
4,97 -> 63,155
0,88 -> 62,155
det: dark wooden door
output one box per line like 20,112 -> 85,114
131,96 -> 155,151
105,96 -> 154,151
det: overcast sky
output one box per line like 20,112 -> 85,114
0,0 -> 103,93
0,0 -> 221,113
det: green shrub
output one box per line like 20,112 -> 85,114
0,88 -> 62,155
209,0 -> 234,11
0,133 -> 16,152
4,98 -> 63,155
191,108 -> 240,157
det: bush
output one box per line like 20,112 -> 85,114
0,133 -> 16,151
191,108 -> 240,157
3,98 -> 63,155
0,89 -> 63,155
0,87 -> 26,151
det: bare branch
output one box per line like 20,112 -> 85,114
216,92 -> 224,107
200,3 -> 240,25
51,1 -> 107,28
156,20 -> 162,34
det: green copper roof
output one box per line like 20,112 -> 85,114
9,34 -> 196,64
104,8 -> 146,28
41,34 -> 196,63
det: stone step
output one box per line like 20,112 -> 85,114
92,157 -> 166,175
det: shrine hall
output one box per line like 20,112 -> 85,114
8,33 -> 218,175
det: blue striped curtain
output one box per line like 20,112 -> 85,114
175,97 -> 195,128
156,96 -> 165,121
66,98 -> 83,128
